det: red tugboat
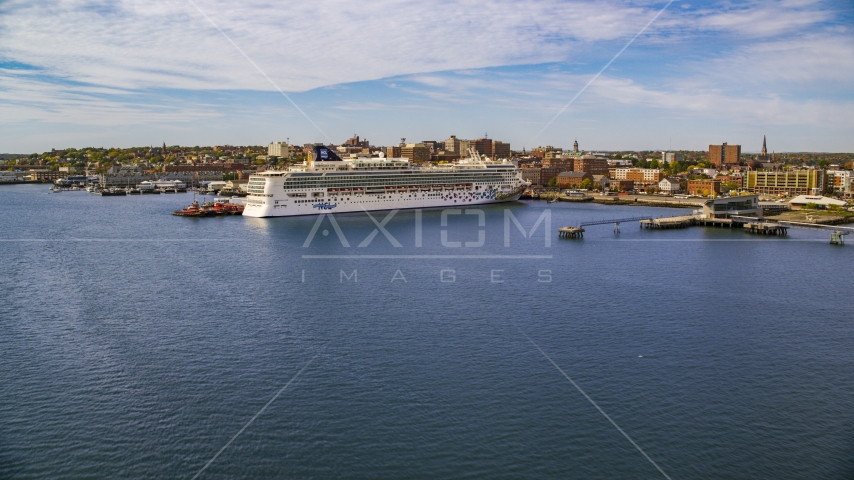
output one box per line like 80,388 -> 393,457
213,198 -> 245,215
173,198 -> 244,216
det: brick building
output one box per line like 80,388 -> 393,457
385,145 -> 402,158
613,179 -> 635,192
493,141 -> 511,158
687,179 -> 721,196
709,143 -> 742,166
556,171 -> 591,188
543,157 -> 574,170
611,167 -> 662,186
716,174 -> 744,189
574,155 -> 609,176
474,138 -> 493,157
400,144 -> 430,163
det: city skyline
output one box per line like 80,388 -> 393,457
1,0 -> 852,153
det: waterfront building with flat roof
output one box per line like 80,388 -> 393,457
701,195 -> 760,218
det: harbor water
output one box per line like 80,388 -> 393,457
1,184 -> 853,478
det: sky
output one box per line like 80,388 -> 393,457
1,0 -> 852,154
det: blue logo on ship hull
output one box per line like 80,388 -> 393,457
313,202 -> 337,210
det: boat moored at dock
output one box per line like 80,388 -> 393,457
243,146 -> 528,218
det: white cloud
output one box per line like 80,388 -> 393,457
710,33 -> 854,85
0,74 -> 221,125
694,0 -> 834,37
0,0 -> 654,93
1,0 -> 851,151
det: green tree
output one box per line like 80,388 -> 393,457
580,178 -> 592,190
547,176 -> 558,188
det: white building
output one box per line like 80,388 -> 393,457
608,159 -> 632,167
789,195 -> 847,210
826,170 -> 853,195
0,171 -> 21,182
267,142 -> 291,158
701,195 -> 760,218
658,177 -> 681,194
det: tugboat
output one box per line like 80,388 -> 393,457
173,198 -> 244,216
173,199 -> 206,216
213,198 -> 245,215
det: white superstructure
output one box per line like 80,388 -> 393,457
243,146 -> 528,218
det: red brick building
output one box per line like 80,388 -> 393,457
574,155 -> 609,176
687,179 -> 721,196
709,143 -> 741,166
556,171 -> 591,188
543,157 -> 574,170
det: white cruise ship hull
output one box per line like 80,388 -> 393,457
243,189 -> 525,218
242,146 -> 528,218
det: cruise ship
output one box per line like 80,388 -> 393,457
242,146 -> 529,217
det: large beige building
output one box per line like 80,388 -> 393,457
444,135 -> 509,159
744,169 -> 825,196
267,142 -> 291,158
400,143 -> 430,163
444,135 -> 461,153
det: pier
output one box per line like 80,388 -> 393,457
639,215 -> 736,229
562,211 -> 853,246
558,226 -> 585,238
560,216 -> 656,238
640,215 -> 696,229
742,221 -> 788,235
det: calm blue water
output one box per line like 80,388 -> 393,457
1,184 -> 853,479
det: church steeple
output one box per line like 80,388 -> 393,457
761,135 -> 767,156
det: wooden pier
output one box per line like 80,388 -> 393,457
560,212 -> 854,245
558,226 -> 585,239
743,222 -> 788,235
639,215 -> 737,230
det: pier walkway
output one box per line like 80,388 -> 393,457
560,216 -> 655,238
562,213 -> 851,245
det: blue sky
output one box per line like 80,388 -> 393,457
1,0 -> 852,153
